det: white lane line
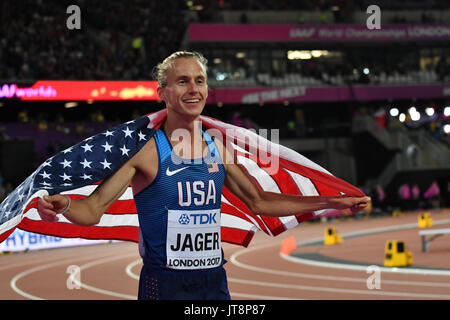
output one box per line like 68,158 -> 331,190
280,253 -> 450,277
69,252 -> 139,300
1,251 -> 89,272
10,251 -> 118,300
125,259 -> 141,281
125,258 -> 450,299
227,277 -> 450,299
123,259 -> 297,300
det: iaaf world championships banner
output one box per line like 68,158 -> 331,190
189,24 -> 450,42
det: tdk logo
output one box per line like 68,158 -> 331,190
178,214 -> 190,225
178,213 -> 217,225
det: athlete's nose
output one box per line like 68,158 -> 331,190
186,79 -> 200,94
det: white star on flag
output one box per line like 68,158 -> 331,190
103,130 -> 114,137
138,131 -> 147,141
39,171 -> 51,179
42,160 -> 51,167
120,145 -> 130,156
101,159 -> 112,169
123,127 -> 133,138
60,159 -> 72,168
80,159 -> 92,169
81,143 -> 93,152
101,142 -> 113,152
60,173 -> 72,181
81,173 -> 92,180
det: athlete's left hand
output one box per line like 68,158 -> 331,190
327,196 -> 371,213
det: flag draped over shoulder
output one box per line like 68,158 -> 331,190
0,109 -> 364,247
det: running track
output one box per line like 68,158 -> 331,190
1,209 -> 450,300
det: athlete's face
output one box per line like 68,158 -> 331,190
158,58 -> 208,119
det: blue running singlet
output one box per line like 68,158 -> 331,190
134,128 -> 230,300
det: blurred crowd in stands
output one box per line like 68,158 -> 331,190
1,1 -> 449,82
0,0 -> 186,80
191,0 -> 449,12
366,179 -> 450,217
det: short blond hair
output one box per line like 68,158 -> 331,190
153,51 -> 208,88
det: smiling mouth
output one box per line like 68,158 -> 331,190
183,99 -> 201,104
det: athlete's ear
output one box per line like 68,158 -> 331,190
157,86 -> 165,101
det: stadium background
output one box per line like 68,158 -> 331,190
0,0 -> 450,301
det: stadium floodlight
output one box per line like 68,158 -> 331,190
311,50 -> 322,58
287,50 -> 312,60
411,111 -> 421,121
389,107 -> 399,117
444,124 -> 450,134
399,113 -> 406,122
216,73 -> 226,81
425,107 -> 435,116
64,102 -> 78,109
444,106 -> 450,117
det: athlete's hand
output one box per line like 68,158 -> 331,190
327,195 -> 371,214
37,195 -> 69,222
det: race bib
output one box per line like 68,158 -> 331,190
166,209 -> 222,270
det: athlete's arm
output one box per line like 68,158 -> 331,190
37,138 -> 157,226
219,142 -> 370,217
38,160 -> 137,226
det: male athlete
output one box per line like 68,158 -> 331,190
37,51 -> 370,300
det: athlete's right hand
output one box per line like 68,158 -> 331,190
37,195 -> 69,222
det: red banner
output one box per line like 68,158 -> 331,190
0,81 -> 160,101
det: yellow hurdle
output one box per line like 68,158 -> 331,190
418,212 -> 434,228
392,210 -> 404,217
384,240 -> 413,267
324,227 -> 342,245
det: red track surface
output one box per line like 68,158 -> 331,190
1,209 -> 450,300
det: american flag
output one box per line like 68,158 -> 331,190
207,162 -> 219,173
0,109 -> 365,247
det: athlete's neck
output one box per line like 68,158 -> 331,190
164,111 -> 202,142
163,111 -> 205,159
